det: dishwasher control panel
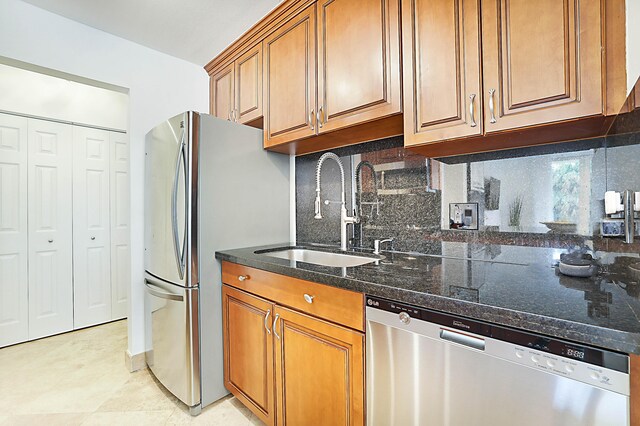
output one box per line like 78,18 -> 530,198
497,344 -> 630,395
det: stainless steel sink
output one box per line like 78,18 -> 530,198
260,248 -> 378,268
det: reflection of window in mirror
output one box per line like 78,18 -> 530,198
552,159 -> 580,225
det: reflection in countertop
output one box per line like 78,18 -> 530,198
215,242 -> 640,354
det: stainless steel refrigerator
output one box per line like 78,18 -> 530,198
144,111 -> 290,414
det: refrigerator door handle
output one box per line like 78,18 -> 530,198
171,130 -> 186,280
145,280 -> 184,302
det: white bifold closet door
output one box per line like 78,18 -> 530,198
28,118 -> 74,339
110,131 -> 130,320
0,115 -> 29,346
73,127 -> 111,329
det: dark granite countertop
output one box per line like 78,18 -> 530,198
215,242 -> 640,354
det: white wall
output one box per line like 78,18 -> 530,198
0,0 -> 209,356
627,0 -> 640,93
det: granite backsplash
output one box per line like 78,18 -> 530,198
296,94 -> 640,255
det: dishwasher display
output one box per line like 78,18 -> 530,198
365,295 -> 630,426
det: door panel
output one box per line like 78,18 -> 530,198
236,44 -> 263,124
223,285 -> 275,426
73,126 -> 111,328
403,0 -> 482,146
0,114 -> 28,347
110,132 -> 129,320
211,64 -> 235,121
482,0 -> 602,133
274,306 -> 364,426
263,5 -> 317,147
145,276 -> 200,407
317,0 -> 401,133
27,118 -> 73,340
144,112 -> 189,287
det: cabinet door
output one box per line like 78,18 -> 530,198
263,4 -> 317,147
110,131 -> 129,320
236,44 -> 263,124
274,306 -> 364,426
402,0 -> 482,146
317,0 -> 401,133
223,285 -> 276,426
73,126 -> 111,329
0,114 -> 29,347
481,0 -> 603,133
211,63 -> 235,121
27,119 -> 73,340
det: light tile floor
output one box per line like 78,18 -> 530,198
0,320 -> 264,425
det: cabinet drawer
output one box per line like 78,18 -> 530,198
221,261 -> 364,332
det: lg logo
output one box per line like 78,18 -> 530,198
367,299 -> 379,307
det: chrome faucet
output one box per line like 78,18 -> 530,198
373,238 -> 394,255
314,152 -> 359,251
354,161 -> 382,248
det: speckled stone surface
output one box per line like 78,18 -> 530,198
216,242 -> 640,354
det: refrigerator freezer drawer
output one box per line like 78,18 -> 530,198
145,275 -> 200,407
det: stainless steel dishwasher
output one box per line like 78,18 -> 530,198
366,296 -> 630,426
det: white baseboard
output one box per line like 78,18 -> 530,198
124,349 -> 146,372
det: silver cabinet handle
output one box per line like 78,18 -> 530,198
273,313 -> 280,340
264,309 -> 271,334
233,109 -> 238,122
317,106 -> 324,129
469,94 -> 477,127
488,89 -> 497,123
303,294 -> 314,304
308,109 -> 315,130
228,110 -> 232,121
48,239 -> 53,243
237,275 -> 248,282
91,236 -> 96,240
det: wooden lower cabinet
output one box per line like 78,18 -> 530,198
222,285 -> 276,426
274,306 -> 364,426
222,276 -> 364,426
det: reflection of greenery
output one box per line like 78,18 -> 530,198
509,194 -> 524,226
552,160 -> 579,221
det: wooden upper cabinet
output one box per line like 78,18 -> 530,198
402,0 -> 483,146
317,0 -> 401,133
211,63 -> 235,121
235,44 -> 263,124
481,0 -> 603,133
222,285 -> 276,426
211,44 -> 263,125
274,305 -> 364,426
263,5 -> 317,147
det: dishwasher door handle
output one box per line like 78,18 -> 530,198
440,329 -> 486,351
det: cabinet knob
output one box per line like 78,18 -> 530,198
91,236 -> 96,240
238,275 -> 249,282
303,294 -> 315,304
48,239 -> 53,243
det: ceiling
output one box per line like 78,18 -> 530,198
21,0 -> 282,66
